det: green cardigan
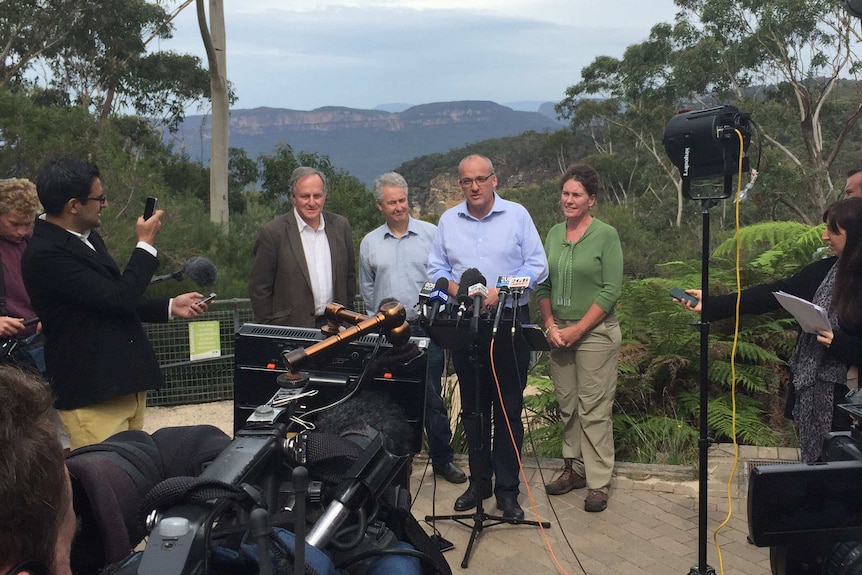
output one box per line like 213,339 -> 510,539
535,217 -> 623,320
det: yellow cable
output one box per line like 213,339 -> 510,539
712,129 -> 746,574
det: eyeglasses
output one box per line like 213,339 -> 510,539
458,173 -> 494,188
81,194 -> 107,205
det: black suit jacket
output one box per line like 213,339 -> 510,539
21,219 -> 169,409
248,210 -> 355,327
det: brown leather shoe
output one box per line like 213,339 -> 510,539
545,460 -> 586,495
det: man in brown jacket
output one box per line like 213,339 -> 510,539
248,167 -> 355,327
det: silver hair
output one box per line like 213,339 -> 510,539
289,167 -> 328,196
372,172 -> 409,202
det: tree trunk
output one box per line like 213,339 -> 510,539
197,0 -> 229,228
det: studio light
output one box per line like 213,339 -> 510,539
662,105 -> 752,199
846,0 -> 862,18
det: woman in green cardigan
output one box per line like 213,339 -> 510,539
536,163 -> 623,513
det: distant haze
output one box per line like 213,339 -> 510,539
169,100 -> 564,185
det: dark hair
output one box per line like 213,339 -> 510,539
560,163 -> 600,197
0,366 -> 66,568
827,197 -> 862,331
35,158 -> 101,216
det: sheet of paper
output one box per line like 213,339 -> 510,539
772,291 -> 831,334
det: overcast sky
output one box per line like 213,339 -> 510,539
157,0 -> 680,112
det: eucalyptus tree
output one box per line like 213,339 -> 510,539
4,0 -> 212,133
559,0 -> 862,226
0,0 -> 80,86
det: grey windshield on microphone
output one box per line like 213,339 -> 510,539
150,256 -> 218,286
183,256 -> 218,287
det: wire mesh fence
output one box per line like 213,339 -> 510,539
144,298 -> 254,406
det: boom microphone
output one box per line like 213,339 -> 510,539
427,277 -> 449,325
150,256 -> 218,287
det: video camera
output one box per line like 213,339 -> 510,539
747,404 -> 862,574
111,301 -> 445,575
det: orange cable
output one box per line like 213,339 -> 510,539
489,337 -> 573,575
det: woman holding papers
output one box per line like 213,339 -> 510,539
678,197 -> 862,462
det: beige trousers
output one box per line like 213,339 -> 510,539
58,391 -> 147,450
549,316 -> 621,490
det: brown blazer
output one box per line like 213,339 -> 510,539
248,210 -> 355,327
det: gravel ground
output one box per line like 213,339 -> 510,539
143,400 -> 235,437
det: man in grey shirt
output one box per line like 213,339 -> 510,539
359,172 -> 466,484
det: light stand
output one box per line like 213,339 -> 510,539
422,317 -> 550,568
662,105 -> 753,575
692,197 -> 718,575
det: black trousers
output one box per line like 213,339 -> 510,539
451,306 -> 530,497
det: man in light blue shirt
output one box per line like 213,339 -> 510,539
427,154 -> 548,521
359,172 -> 466,484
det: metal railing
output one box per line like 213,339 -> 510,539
144,298 -> 254,406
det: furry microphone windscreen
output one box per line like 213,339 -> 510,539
182,257 -> 218,287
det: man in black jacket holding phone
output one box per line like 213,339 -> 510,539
22,158 -> 208,450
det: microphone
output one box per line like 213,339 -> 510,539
468,281 -> 488,334
150,256 -> 218,287
507,276 -> 530,333
492,276 -> 511,336
417,281 -> 434,318
427,277 -> 449,326
456,268 -> 484,318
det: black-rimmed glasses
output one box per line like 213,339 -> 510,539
82,194 -> 107,205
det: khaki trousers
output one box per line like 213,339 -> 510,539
549,316 -> 621,490
58,391 -> 147,450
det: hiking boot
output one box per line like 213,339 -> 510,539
584,488 -> 608,512
545,459 -> 586,495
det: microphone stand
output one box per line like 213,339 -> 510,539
423,313 -> 550,569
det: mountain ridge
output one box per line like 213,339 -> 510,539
168,100 -> 563,185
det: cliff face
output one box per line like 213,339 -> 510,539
171,101 -> 562,186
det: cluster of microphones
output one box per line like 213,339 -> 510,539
416,268 -> 530,335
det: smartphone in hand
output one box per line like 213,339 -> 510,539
143,197 -> 158,220
670,287 -> 698,307
197,293 -> 217,305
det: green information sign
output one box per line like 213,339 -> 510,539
189,320 -> 221,361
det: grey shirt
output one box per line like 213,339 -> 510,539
359,217 -> 437,320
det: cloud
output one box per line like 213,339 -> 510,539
161,0 -> 678,110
